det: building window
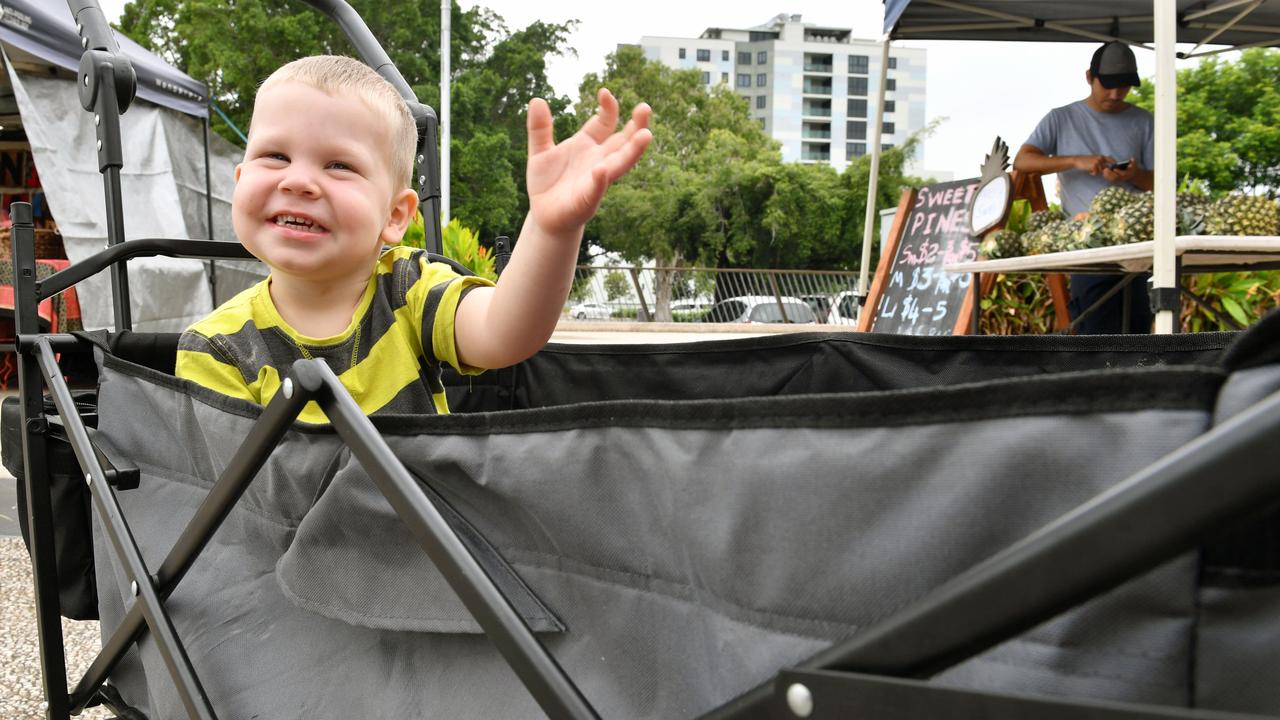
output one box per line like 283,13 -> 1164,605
749,31 -> 772,41
883,143 -> 894,151
722,50 -> 730,61
756,73 -> 767,87
756,95 -> 767,109
737,73 -> 751,88
847,98 -> 867,117
887,78 -> 897,91
848,55 -> 868,74
721,72 -> 729,83
702,71 -> 711,84
757,51 -> 768,64
697,49 -> 711,62
848,77 -> 868,96
884,100 -> 896,113
758,118 -> 766,129
738,51 -> 752,65
847,121 -> 867,140
678,48 -> 686,59
888,56 -> 898,69
883,122 -> 895,135
847,142 -> 866,158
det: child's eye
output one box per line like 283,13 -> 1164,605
328,161 -> 355,172
262,152 -> 288,162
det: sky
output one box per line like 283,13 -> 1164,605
97,0 -> 1218,181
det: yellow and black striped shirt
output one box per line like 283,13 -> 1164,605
176,247 -> 493,423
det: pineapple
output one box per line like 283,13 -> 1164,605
1024,220 -> 1066,255
1090,186 -> 1137,217
1107,192 -> 1154,245
1176,192 -> 1211,235
1063,215 -> 1112,251
980,228 -> 1024,259
1026,208 -> 1065,233
1205,195 -> 1280,236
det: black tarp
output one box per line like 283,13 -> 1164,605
0,0 -> 207,117
884,0 -> 1280,46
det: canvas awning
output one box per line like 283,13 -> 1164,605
859,0 -> 1280,335
883,0 -> 1280,54
0,0 -> 207,117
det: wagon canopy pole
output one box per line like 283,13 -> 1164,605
68,0 -> 138,332
1151,0 -> 1179,334
441,0 -> 451,225
856,34 -> 892,322
298,0 -> 443,255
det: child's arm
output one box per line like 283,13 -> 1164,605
453,88 -> 652,370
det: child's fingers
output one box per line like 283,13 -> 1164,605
580,88 -> 621,144
527,98 -> 555,156
599,128 -> 653,183
599,103 -> 654,155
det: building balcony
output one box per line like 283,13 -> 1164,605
802,82 -> 832,95
803,63 -> 833,73
801,102 -> 832,118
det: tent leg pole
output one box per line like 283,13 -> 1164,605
1152,0 -> 1178,334
856,35 -> 892,325
204,111 -> 217,304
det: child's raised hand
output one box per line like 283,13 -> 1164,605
525,88 -> 652,239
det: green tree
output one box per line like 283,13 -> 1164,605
117,0 -> 575,241
1130,48 -> 1280,197
603,271 -> 629,301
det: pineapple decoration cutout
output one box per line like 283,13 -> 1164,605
968,137 -> 1012,237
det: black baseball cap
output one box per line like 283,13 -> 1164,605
1090,42 -> 1141,89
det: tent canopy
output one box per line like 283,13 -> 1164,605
884,1 -> 1280,55
0,0 -> 207,117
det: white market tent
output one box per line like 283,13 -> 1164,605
860,0 -> 1280,334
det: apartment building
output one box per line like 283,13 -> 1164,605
639,13 -> 927,173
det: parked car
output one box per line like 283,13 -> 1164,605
705,295 -> 817,324
670,300 -> 711,313
826,290 -> 860,326
800,294 -> 834,323
569,302 -> 612,320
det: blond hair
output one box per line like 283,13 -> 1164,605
258,55 -> 417,189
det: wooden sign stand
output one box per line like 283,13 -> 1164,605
975,170 -> 1071,331
858,181 -> 980,335
859,171 -> 1071,335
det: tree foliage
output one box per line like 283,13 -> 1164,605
1130,48 -> 1280,197
579,47 -> 928,277
116,0 -> 576,241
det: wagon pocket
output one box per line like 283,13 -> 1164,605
276,459 -> 563,634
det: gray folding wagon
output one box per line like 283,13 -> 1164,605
9,2 -> 1280,719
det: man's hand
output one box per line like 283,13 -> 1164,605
1102,157 -> 1138,183
1073,155 -> 1114,175
525,89 -> 652,240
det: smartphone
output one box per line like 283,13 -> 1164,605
1108,160 -> 1132,171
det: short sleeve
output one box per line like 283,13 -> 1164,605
403,254 -> 495,375
1024,109 -> 1060,155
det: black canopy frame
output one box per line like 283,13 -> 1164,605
11,2 -> 1280,719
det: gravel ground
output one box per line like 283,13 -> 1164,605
1,536 -> 112,719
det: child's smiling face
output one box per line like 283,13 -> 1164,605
233,80 -> 414,288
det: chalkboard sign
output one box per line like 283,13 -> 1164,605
859,178 -> 981,335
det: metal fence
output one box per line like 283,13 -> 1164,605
568,265 -> 862,326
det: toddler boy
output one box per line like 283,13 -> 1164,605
177,56 -> 650,422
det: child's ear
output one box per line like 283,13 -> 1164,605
234,164 -> 243,182
380,187 -> 420,245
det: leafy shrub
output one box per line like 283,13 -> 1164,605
401,215 -> 497,282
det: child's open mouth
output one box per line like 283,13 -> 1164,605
271,213 -> 328,235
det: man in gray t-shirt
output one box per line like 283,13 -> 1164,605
1014,42 -> 1154,334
